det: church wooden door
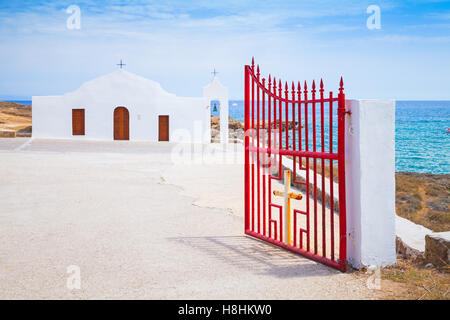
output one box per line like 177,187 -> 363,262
114,107 -> 129,140
72,109 -> 85,136
158,115 -> 169,141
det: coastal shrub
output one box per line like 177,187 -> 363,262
425,201 -> 448,212
426,211 -> 450,225
425,186 -> 442,197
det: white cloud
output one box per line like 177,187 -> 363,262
0,0 -> 449,100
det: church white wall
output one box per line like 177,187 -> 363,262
32,71 -> 210,143
202,77 -> 229,144
345,99 -> 397,269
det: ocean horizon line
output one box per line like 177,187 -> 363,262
3,98 -> 450,102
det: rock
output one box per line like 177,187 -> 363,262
16,126 -> 32,137
424,263 -> 434,268
228,118 -> 244,130
210,116 -> 245,144
0,130 -> 16,138
396,236 -> 424,263
424,232 -> 450,268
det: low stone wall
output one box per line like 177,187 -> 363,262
425,233 -> 450,268
396,236 -> 424,263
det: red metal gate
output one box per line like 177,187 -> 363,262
244,58 -> 348,271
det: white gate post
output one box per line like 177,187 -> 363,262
345,99 -> 397,268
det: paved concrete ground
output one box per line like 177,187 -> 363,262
0,138 -> 377,299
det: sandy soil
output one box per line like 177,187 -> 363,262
0,101 -> 32,135
0,138 -> 384,299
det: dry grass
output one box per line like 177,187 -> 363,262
396,172 -> 449,232
380,258 -> 450,300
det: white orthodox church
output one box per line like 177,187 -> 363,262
32,68 -> 229,143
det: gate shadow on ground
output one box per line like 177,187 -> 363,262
168,235 -> 339,278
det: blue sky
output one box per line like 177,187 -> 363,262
0,0 -> 449,99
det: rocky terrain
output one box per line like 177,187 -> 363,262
210,116 -> 244,143
396,172 -> 449,232
0,101 -> 32,137
210,116 -> 299,143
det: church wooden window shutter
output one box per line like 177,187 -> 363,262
72,109 -> 85,135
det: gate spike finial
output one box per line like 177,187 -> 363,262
256,65 -> 260,79
297,81 -> 301,92
278,79 -> 282,95
304,80 -> 307,91
273,77 -> 277,91
268,74 -> 272,88
252,57 -> 255,71
291,81 -> 296,99
320,78 -> 324,90
312,80 -> 316,91
285,81 -> 288,94
339,76 -> 344,93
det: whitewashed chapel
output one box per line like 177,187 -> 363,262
32,68 -> 229,143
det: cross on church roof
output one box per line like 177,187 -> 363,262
211,68 -> 219,77
117,59 -> 126,69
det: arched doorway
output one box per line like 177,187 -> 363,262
114,106 -> 129,140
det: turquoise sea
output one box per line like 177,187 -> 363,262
228,100 -> 449,175
4,99 -> 449,174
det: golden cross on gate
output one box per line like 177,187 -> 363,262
273,169 -> 303,245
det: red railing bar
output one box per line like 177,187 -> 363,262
268,76 -> 272,239
278,79 -> 283,181
248,73 -> 339,103
262,77 -> 266,237
304,81 -> 310,252
269,203 -> 283,242
292,83 -> 297,183
337,77 -> 347,270
329,91 -> 335,261
244,66 -> 250,233
269,220 -> 277,240
272,78 -> 282,180
320,79 -> 326,258
256,66 -> 261,234
293,209 -> 308,250
251,60 -> 255,232
285,82 -> 289,150
293,209 -> 307,249
292,82 -> 296,156
312,80 -> 318,255
246,147 -> 338,160
297,82 -> 303,170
